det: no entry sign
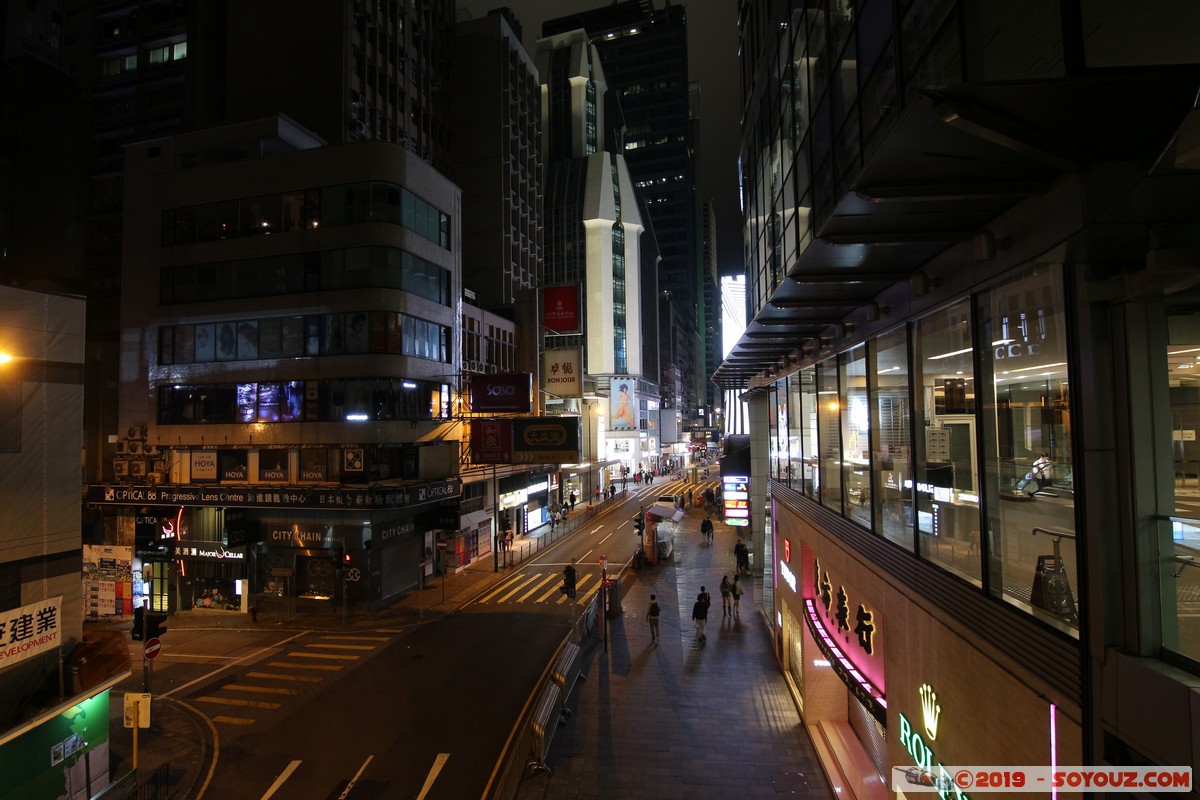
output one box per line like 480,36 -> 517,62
144,637 -> 161,660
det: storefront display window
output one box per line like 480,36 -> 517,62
786,373 -> 803,490
977,264 -> 1077,634
817,358 -> 842,511
798,367 -> 818,498
1162,302 -> 1200,663
870,326 -> 913,550
913,299 -> 982,586
840,345 -> 871,529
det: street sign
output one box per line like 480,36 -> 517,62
123,692 -> 151,729
144,637 -> 161,660
437,539 -> 448,551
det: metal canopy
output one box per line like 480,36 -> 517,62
713,72 -> 1200,391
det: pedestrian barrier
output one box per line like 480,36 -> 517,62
528,682 -> 562,769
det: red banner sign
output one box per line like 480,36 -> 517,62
543,285 -> 581,333
470,420 -> 514,464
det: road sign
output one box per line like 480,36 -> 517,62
437,539 -> 448,551
123,692 -> 151,729
144,637 -> 161,660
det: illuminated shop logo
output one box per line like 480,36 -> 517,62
921,683 -> 941,740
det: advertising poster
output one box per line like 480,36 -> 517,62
471,373 -> 533,413
609,380 -> 637,432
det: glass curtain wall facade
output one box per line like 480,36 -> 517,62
771,264 -> 1078,635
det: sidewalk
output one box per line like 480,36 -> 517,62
516,505 -> 833,800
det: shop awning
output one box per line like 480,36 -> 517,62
458,510 -> 490,530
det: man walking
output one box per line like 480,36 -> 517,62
700,515 -> 714,544
692,591 -> 709,644
647,594 -> 661,643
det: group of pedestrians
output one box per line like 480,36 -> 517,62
648,573 -> 744,646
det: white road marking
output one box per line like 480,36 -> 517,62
337,755 -> 375,800
259,759 -> 302,800
163,630 -> 312,699
415,753 -> 450,800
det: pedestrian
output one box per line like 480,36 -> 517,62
734,538 -> 749,574
731,574 -> 743,615
647,593 -> 661,643
687,488 -> 694,507
700,515 -> 714,544
563,560 -> 577,599
569,491 -> 577,511
719,575 -> 732,617
692,591 -> 709,643
699,585 -> 712,614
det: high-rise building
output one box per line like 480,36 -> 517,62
537,27 -> 660,484
451,9 -> 542,316
543,1 -> 701,424
724,0 -> 1200,789
103,116 -> 461,612
65,0 -> 455,488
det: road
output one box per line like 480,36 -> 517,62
109,478 -> 713,799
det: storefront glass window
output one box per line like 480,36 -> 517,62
768,385 -> 783,479
1158,303 -> 1200,662
786,372 -> 804,490
799,366 -> 819,498
817,357 -> 843,511
871,326 -> 913,550
978,265 -> 1077,634
840,345 -> 871,528
914,299 -> 982,586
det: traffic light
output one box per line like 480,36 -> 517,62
146,612 -> 168,639
561,565 -> 577,598
633,514 -> 645,537
131,606 -> 144,641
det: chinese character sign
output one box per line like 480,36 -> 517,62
543,348 -> 583,399
0,597 -> 62,671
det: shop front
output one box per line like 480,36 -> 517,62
773,502 -> 1084,800
175,542 -> 248,611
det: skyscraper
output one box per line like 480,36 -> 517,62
537,27 -> 659,480
544,1 -> 701,423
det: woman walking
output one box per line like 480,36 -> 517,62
719,575 -> 733,617
731,574 -> 743,615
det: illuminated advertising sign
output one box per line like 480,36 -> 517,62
800,542 -> 885,720
543,348 -> 583,398
513,417 -> 581,463
610,381 -> 638,432
470,420 -> 513,464
543,284 -> 581,333
723,475 -> 749,525
470,373 -> 533,413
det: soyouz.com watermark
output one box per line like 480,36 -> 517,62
892,765 -> 1193,793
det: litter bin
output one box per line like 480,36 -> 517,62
606,577 -> 622,618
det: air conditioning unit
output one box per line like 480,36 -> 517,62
148,472 -> 164,486
488,365 -> 499,374
152,460 -> 167,474
143,445 -> 159,457
127,441 -> 143,455
115,441 -> 128,455
352,121 -> 367,137
127,425 -> 146,441
113,460 -> 130,477
130,460 -> 148,477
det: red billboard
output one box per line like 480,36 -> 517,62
470,420 -> 514,464
470,373 -> 533,413
543,285 -> 581,334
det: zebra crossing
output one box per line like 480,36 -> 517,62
194,633 -> 392,727
474,568 -> 602,607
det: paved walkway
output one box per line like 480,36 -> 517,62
101,481 -> 832,799
514,502 -> 832,800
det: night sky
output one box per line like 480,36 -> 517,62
456,0 -> 744,272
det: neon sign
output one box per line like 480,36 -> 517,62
898,682 -> 971,799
